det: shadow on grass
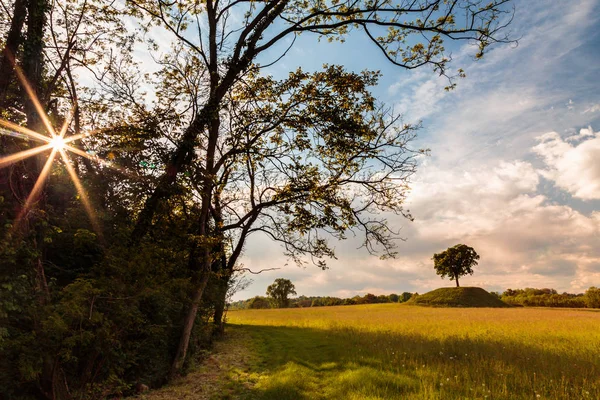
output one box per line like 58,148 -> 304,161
225,323 -> 599,400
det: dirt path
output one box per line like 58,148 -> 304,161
135,328 -> 256,400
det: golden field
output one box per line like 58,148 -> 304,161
224,304 -> 600,399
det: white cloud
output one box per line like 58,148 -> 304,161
584,104 -> 600,114
533,128 -> 600,200
388,0 -> 600,170
235,150 -> 600,300
232,0 -> 600,299
396,155 -> 600,293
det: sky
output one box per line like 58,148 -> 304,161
232,0 -> 600,299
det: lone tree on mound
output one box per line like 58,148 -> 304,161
267,279 -> 297,308
433,244 -> 480,287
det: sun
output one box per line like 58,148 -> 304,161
50,135 -> 66,150
0,55 -> 115,236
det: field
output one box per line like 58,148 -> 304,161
219,304 -> 600,400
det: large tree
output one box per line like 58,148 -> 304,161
117,0 -> 515,376
266,278 -> 297,308
432,244 -> 480,287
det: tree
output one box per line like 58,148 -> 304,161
266,278 -> 297,308
432,244 -> 480,287
400,292 -> 414,302
248,296 -> 271,309
116,0 -> 515,375
585,287 -> 600,308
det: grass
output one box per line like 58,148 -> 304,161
405,287 -> 511,307
224,304 -> 600,399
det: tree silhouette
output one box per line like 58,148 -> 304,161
266,278 -> 297,308
433,244 -> 480,287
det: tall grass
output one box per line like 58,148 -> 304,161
227,304 -> 600,399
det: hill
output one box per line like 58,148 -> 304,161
405,287 -> 511,308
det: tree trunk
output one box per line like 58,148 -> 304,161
170,7 -> 221,371
0,0 -> 27,103
212,268 -> 231,334
22,1 -> 71,397
0,0 -> 27,207
455,277 -> 460,287
170,266 -> 211,378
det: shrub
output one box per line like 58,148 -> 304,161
585,287 -> 600,308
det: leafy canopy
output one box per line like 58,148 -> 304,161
266,278 -> 297,308
432,244 -> 479,287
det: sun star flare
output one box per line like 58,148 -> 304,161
50,135 -> 66,151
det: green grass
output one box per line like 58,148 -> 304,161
406,287 -> 511,307
226,304 -> 600,399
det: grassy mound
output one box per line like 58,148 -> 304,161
406,287 -> 511,308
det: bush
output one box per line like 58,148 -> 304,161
248,296 -> 271,309
501,288 -> 586,308
585,287 -> 600,308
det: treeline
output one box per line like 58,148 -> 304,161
500,287 -> 600,308
231,292 -> 417,309
233,287 -> 600,310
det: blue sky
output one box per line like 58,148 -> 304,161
233,0 -> 600,299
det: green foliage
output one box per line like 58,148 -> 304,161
585,287 -> 600,308
432,244 -> 480,287
502,288 -> 587,308
248,296 -> 272,309
266,279 -> 297,308
235,292 -> 416,309
0,234 -> 214,398
399,292 -> 414,303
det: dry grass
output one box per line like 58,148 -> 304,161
227,304 -> 600,399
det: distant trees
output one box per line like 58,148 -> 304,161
400,292 -> 414,302
235,287 -> 600,310
501,288 -> 587,308
266,279 -> 297,308
584,287 -> 600,308
231,291 -> 419,309
433,244 -> 480,287
248,296 -> 271,309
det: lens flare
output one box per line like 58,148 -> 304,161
0,55 -> 116,236
50,136 -> 66,150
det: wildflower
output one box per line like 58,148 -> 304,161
450,356 -> 454,360
447,378 -> 450,381
536,395 -> 541,398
